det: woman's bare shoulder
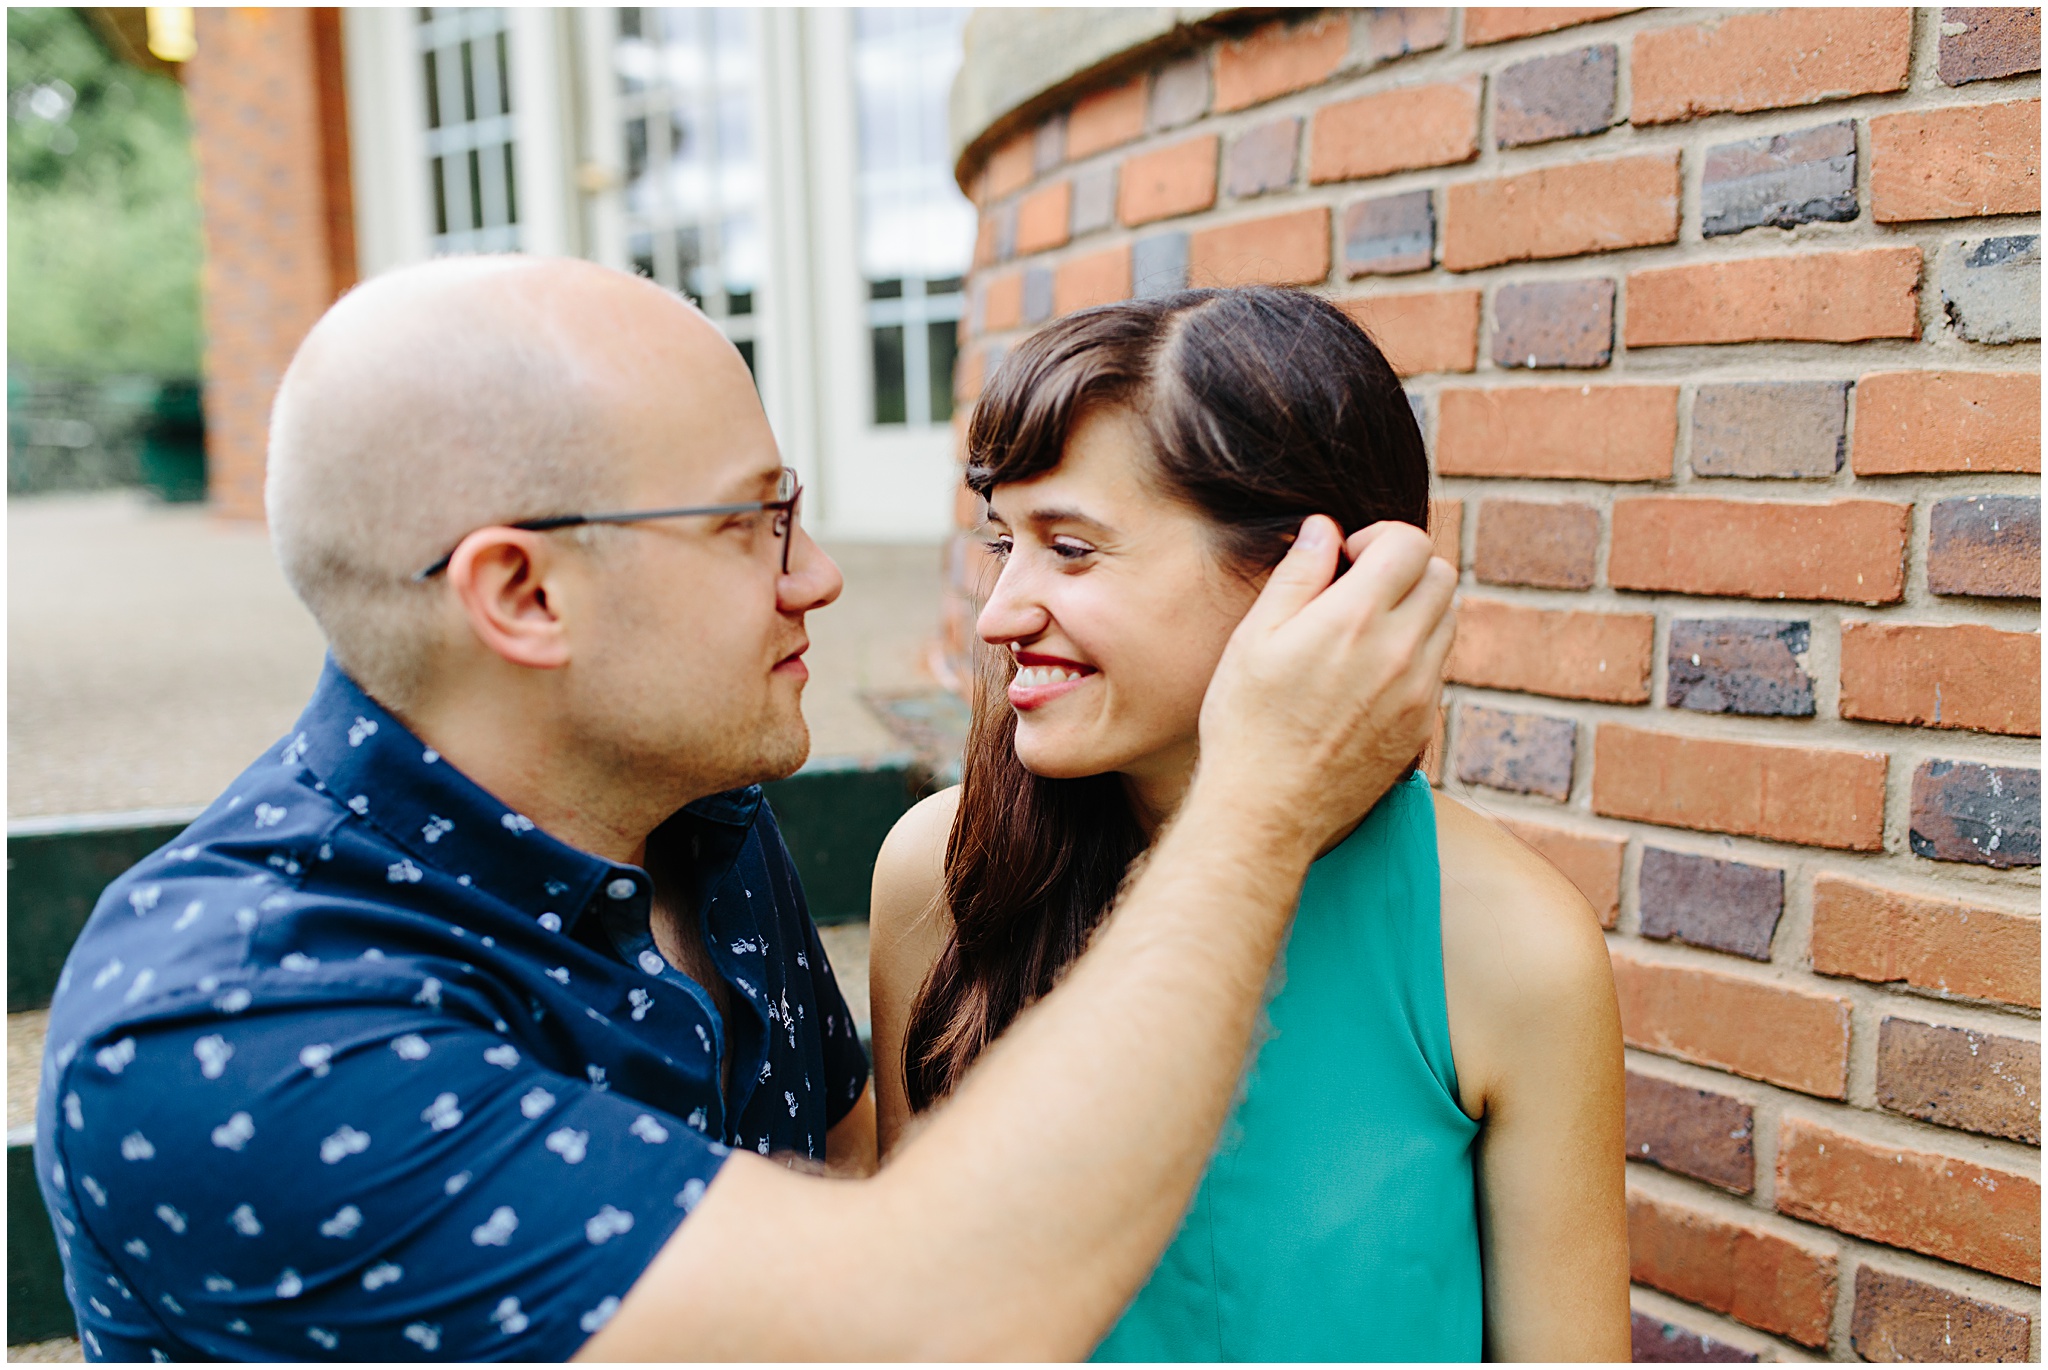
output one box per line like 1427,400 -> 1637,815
1432,791 -> 1617,1097
870,784 -> 960,975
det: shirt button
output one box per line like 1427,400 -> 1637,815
606,878 -> 637,901
637,950 -> 665,976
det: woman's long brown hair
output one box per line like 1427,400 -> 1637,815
902,287 -> 1430,1112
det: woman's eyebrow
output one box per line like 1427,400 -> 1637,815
1020,505 -> 1117,536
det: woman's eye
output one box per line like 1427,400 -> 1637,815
982,536 -> 1013,561
1050,539 -> 1094,562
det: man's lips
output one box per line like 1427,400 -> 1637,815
773,641 -> 809,677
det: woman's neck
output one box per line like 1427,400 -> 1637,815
1119,738 -> 1200,840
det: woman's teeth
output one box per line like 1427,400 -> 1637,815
1014,664 -> 1087,689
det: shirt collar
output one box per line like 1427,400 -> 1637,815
282,657 -> 627,932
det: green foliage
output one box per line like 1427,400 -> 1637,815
7,7 -> 202,375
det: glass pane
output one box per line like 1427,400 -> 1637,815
459,37 -> 477,122
616,12 -> 651,92
852,8 -> 973,286
872,325 -> 906,426
423,49 -> 442,128
494,30 -> 512,115
722,212 -> 760,301
727,291 -> 754,317
735,337 -> 757,381
673,226 -> 704,304
927,275 -> 964,296
625,116 -> 649,182
927,319 -> 958,423
432,156 -> 450,235
466,148 -> 484,232
868,278 -> 903,301
629,231 -> 656,280
502,142 -> 518,225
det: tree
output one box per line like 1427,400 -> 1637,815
7,7 -> 203,377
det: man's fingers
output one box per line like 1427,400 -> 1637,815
1291,523 -> 1435,639
1236,515 -> 1341,636
1417,586 -> 1459,680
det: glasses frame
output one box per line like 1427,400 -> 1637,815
412,466 -> 803,580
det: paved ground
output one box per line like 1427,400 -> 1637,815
8,491 -> 949,818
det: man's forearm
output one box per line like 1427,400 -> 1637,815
860,784 -> 1318,1355
591,782 -> 1320,1361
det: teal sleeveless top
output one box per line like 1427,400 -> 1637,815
1093,772 -> 1482,1361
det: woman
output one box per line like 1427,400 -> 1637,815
868,288 -> 1628,1361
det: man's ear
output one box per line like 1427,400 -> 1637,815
444,529 -> 573,669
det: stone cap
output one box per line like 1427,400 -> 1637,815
950,6 -> 1238,188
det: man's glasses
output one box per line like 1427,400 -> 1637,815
413,466 -> 804,580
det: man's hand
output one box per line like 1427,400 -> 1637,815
1197,515 -> 1456,856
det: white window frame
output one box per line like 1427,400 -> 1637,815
344,8 -> 575,272
800,6 -> 959,542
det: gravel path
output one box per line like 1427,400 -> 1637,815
8,491 -> 946,818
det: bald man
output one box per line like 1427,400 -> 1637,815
35,256 -> 1457,1360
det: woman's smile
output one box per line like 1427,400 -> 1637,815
1008,651 -> 1097,710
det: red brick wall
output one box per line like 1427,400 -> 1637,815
184,8 -> 355,520
951,8 -> 2040,1359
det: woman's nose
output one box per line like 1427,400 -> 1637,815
976,560 -> 1049,645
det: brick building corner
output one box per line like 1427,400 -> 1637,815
948,7 -> 2042,1359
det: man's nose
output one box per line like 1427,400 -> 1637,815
780,524 -> 842,613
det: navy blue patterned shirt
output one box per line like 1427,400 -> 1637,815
34,659 -> 869,1361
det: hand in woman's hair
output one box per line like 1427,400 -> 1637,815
1194,514 -> 1456,856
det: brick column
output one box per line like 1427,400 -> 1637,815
183,8 -> 355,520
951,8 -> 2042,1359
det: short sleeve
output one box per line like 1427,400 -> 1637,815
800,917 -> 871,1129
53,1007 -> 728,1361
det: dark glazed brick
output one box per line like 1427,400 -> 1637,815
1362,7 -> 1451,65
1132,231 -> 1189,298
1455,705 -> 1576,800
994,202 -> 1018,262
1667,619 -> 1815,718
1910,759 -> 2042,868
1070,164 -> 1115,236
1939,235 -> 2042,344
1342,189 -> 1434,276
1022,266 -> 1053,325
1690,381 -> 1848,478
1877,1017 -> 2041,1143
1625,1070 -> 1755,1192
1495,45 -> 1617,148
1148,53 -> 1210,132
1701,121 -> 1858,238
1490,278 -> 1615,369
1225,116 -> 1301,199
1940,7 -> 2044,86
1929,495 -> 2041,598
1630,1313 -> 1759,1363
1473,500 -> 1599,589
1852,1265 -> 2034,1362
1638,847 -> 1785,961
1033,114 -> 1067,174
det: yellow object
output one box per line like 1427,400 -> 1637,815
144,7 -> 196,63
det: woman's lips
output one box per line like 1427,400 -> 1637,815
1008,661 -> 1095,711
